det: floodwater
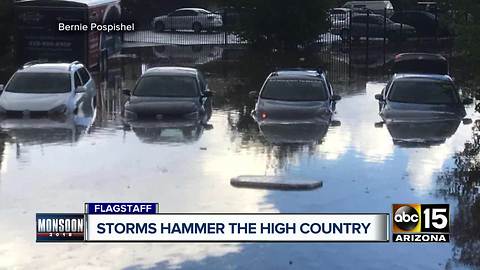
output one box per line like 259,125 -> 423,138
0,45 -> 478,269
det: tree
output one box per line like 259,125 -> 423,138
438,0 -> 480,72
0,0 -> 14,60
221,0 -> 334,49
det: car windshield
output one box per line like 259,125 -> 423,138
331,10 -> 346,15
388,79 -> 459,104
261,79 -> 328,101
5,72 -> 71,94
134,76 -> 198,97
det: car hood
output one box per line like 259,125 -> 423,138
381,101 -> 466,121
125,96 -> 201,116
255,99 -> 332,122
0,92 -> 70,111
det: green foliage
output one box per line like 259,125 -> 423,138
221,0 -> 334,49
433,0 -> 480,85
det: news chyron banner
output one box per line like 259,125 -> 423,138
36,203 -> 389,242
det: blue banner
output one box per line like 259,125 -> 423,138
86,203 -> 158,214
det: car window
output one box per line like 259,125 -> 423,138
260,79 -> 328,101
78,68 -> 91,84
133,76 -> 199,97
388,79 -> 459,104
352,16 -> 367,23
5,72 -> 71,94
171,10 -> 189,17
74,72 -> 83,88
185,10 -> 197,16
331,10 -> 346,15
369,16 -> 382,24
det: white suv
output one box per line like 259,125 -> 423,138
0,61 -> 96,115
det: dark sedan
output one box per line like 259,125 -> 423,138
375,74 -> 471,121
390,11 -> 451,37
123,67 -> 213,120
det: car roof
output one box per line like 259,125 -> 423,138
269,69 -> 325,80
143,67 -> 199,77
353,13 -> 384,18
15,0 -> 118,7
175,8 -> 210,13
17,63 -> 78,73
392,73 -> 453,81
332,8 -> 351,11
395,53 -> 446,62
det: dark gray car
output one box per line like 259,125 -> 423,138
250,69 -> 341,123
123,67 -> 213,120
375,74 -> 471,121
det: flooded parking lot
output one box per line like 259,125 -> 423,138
0,46 -> 478,269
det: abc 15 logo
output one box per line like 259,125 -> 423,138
392,204 -> 450,233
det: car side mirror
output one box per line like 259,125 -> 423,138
375,94 -> 384,101
332,94 -> 341,101
463,98 -> 473,105
249,91 -> 259,98
463,118 -> 473,125
330,120 -> 341,127
75,86 -> 87,93
204,90 -> 214,97
203,123 -> 214,130
122,89 -> 132,96
374,121 -> 385,128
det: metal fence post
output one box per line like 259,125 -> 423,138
383,8 -> 387,69
366,10 -> 369,70
400,9 -> 403,39
348,9 -> 352,77
224,9 -> 228,45
435,6 -> 438,46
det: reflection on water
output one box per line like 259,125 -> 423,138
0,98 -> 96,146
125,119 -> 210,144
258,120 -> 333,145
0,46 -> 478,269
384,119 -> 461,147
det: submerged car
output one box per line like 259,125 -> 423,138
391,53 -> 449,75
250,68 -> 341,122
375,74 -> 471,121
152,8 -> 223,33
123,67 -> 213,120
0,61 -> 95,116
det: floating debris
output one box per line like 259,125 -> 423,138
230,175 -> 323,191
